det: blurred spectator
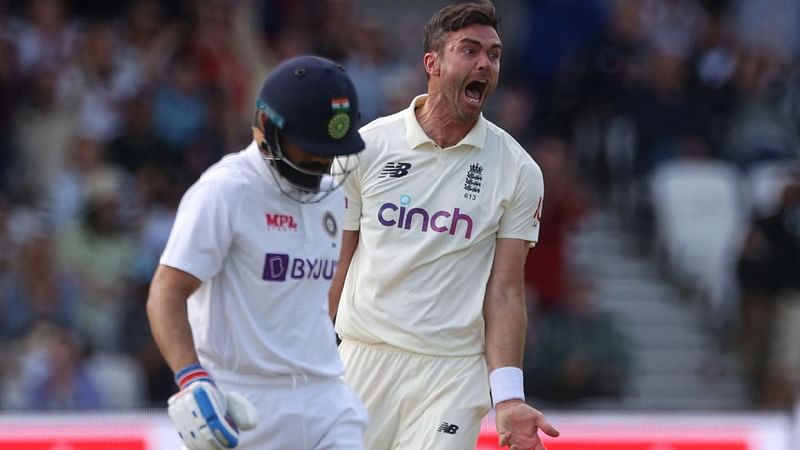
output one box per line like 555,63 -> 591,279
344,20 -> 395,123
524,278 -> 632,403
129,165 -> 178,284
515,0 -> 609,113
491,84 -> 537,144
256,0 -> 316,60
0,235 -> 79,340
151,49 -> 210,149
10,66 -> 78,196
620,38 -> 714,178
116,167 -> 176,406
723,49 -> 799,168
525,135 -> 590,312
568,0 -> 644,192
736,172 -> 800,408
56,183 -> 136,351
11,322 -> 103,410
0,34 -> 20,190
11,0 -> 80,75
73,20 -> 144,142
44,134 -> 128,231
638,0 -> 708,56
184,0 -> 254,144
515,0 -> 610,139
0,194 -> 14,275
731,0 -> 800,62
106,95 -> 178,174
121,0 -> 181,86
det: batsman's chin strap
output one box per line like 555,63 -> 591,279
251,120 -> 337,204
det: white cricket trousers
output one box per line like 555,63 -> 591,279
195,369 -> 368,450
339,339 -> 491,450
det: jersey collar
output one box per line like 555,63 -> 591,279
404,94 -> 488,151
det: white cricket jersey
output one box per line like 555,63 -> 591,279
160,142 -> 345,378
335,95 -> 544,356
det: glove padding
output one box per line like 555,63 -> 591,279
168,381 -> 259,450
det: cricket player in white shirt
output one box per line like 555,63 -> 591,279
147,55 -> 368,450
329,2 -> 560,450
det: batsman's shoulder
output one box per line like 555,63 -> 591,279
184,157 -> 251,204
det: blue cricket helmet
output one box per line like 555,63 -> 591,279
256,55 -> 365,157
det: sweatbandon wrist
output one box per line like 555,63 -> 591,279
174,363 -> 213,389
489,367 -> 525,407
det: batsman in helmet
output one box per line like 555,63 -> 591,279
147,55 -> 368,450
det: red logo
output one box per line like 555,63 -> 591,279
266,214 -> 298,231
533,197 -> 543,226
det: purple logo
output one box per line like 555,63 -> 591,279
262,253 -> 337,282
377,202 -> 474,239
263,253 -> 290,281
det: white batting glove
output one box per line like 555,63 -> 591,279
167,364 -> 258,450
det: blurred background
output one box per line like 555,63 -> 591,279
1,0 -> 800,447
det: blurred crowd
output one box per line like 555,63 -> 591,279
0,0 -> 799,412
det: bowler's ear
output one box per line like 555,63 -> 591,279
423,51 -> 440,77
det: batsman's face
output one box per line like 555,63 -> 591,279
430,24 -> 501,121
282,142 -> 334,175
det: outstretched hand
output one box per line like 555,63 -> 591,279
495,400 -> 559,450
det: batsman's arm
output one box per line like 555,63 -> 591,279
147,264 -> 203,373
328,229 -> 360,320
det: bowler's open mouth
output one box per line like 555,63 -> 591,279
465,80 -> 488,103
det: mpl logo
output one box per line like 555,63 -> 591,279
266,213 -> 298,231
262,253 -> 337,281
377,198 -> 474,239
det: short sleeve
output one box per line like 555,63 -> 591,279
340,155 -> 363,231
497,161 -> 544,246
160,173 -> 242,281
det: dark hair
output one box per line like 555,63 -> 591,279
423,1 -> 500,54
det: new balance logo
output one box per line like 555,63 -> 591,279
437,422 -> 459,435
379,162 -> 412,178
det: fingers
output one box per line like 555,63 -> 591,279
225,391 -> 259,430
537,419 -> 560,438
498,431 -> 512,447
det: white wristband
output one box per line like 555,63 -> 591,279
489,367 -> 525,407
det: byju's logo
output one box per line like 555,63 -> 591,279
266,213 -> 298,231
378,162 -> 412,178
377,198 -> 474,239
262,253 -> 337,281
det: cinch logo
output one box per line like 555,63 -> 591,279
262,253 -> 337,281
377,202 -> 474,239
266,214 -> 298,231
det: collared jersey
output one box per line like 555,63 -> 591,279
160,142 -> 345,378
335,95 -> 544,356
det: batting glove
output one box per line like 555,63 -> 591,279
167,364 -> 259,450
